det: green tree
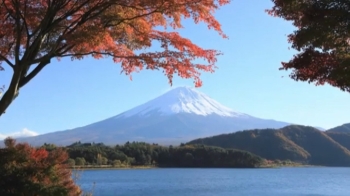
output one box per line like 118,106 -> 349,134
41,143 -> 57,151
100,157 -> 108,165
75,157 -> 86,166
64,141 -> 263,168
96,154 -> 108,165
184,152 -> 194,166
67,158 -> 76,167
113,160 -> 122,167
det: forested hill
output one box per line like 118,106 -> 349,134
327,123 -> 350,133
323,123 -> 350,151
326,132 -> 350,150
188,125 -> 350,166
42,142 -> 264,168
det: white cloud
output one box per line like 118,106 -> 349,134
0,128 -> 39,140
0,133 -> 7,140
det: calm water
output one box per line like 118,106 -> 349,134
76,167 -> 350,196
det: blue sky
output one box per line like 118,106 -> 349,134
1,0 -> 349,138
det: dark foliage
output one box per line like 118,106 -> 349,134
268,0 -> 350,92
55,142 -> 263,168
326,132 -> 350,151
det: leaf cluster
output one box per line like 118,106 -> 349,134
268,0 -> 350,92
0,0 -> 230,87
0,138 -> 81,196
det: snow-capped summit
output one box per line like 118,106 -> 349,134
16,86 -> 293,146
118,86 -> 249,118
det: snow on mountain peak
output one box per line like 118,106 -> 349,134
117,86 -> 249,118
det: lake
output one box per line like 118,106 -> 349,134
76,167 -> 350,196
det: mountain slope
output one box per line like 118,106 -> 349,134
17,87 -> 293,146
327,123 -> 350,133
280,125 -> 350,166
187,128 -> 310,162
188,125 -> 350,166
326,132 -> 350,151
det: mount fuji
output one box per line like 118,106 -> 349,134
18,87 -> 293,146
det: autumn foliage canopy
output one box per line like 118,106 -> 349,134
268,0 -> 350,92
0,138 -> 81,196
0,0 -> 230,115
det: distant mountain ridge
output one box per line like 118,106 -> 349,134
188,125 -> 350,166
327,123 -> 350,133
16,86 -> 295,146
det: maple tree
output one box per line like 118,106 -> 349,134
0,137 -> 81,195
268,0 -> 350,92
0,0 -> 230,115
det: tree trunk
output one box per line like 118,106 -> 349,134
0,67 -> 23,116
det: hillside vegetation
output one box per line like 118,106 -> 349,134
188,125 -> 350,166
42,142 -> 264,168
327,123 -> 350,133
326,132 -> 350,151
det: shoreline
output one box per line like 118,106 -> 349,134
70,165 -> 157,170
70,164 -> 323,170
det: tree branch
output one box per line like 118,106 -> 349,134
59,51 -> 128,58
0,55 -> 15,69
20,0 -> 31,49
13,0 -> 23,64
19,59 -> 50,88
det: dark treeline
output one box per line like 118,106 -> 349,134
42,142 -> 264,168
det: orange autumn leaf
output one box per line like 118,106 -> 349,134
0,138 -> 81,196
0,0 -> 230,115
30,148 -> 49,162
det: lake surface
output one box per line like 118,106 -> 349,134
76,167 -> 350,196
